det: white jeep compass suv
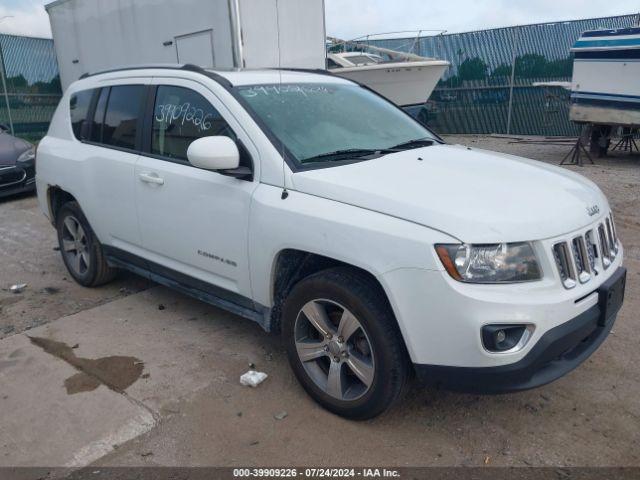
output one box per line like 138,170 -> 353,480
36,65 -> 626,419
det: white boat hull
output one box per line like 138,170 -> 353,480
570,104 -> 640,127
570,27 -> 640,127
331,60 -> 449,107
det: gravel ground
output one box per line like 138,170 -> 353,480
0,135 -> 638,467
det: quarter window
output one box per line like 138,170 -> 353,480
102,85 -> 145,150
69,89 -> 93,140
152,85 -> 235,161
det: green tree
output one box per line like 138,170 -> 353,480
32,76 -> 62,94
458,57 -> 488,81
514,53 -> 548,78
439,74 -> 461,88
7,74 -> 28,92
544,57 -> 573,78
491,63 -> 512,78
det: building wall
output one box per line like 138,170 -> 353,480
0,34 -> 62,142
367,14 -> 640,136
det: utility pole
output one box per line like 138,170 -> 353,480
506,27 -> 519,135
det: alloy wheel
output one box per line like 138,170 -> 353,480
294,299 -> 375,401
61,215 -> 90,276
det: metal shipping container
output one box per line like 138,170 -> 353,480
45,0 -> 327,90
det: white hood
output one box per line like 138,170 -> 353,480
291,144 -> 608,243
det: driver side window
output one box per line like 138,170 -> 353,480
152,85 -> 235,161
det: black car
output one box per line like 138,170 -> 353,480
0,124 -> 36,198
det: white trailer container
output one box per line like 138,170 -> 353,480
45,0 -> 326,91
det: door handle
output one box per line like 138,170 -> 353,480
138,172 -> 164,185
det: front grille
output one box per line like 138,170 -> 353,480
584,230 -> 597,271
571,236 -> 591,284
0,166 -> 26,188
552,213 -> 619,289
553,242 -> 576,289
609,214 -> 618,245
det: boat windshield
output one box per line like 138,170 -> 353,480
343,54 -> 379,65
235,83 -> 438,167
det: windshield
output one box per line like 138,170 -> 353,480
344,54 -> 379,65
235,83 -> 438,166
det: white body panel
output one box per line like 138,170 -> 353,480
382,244 -> 623,366
331,60 -> 449,106
36,67 -> 623,374
134,76 -> 258,298
46,0 -> 326,91
291,144 -> 607,244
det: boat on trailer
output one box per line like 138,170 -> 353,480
570,26 -> 640,127
326,37 -> 450,109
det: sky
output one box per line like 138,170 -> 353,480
0,0 -> 638,40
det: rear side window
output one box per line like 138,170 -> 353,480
69,89 -> 94,140
102,85 -> 145,150
151,85 -> 235,161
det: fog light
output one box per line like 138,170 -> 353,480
482,325 -> 528,352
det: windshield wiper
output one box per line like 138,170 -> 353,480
302,148 -> 397,163
389,138 -> 435,151
301,139 -> 435,163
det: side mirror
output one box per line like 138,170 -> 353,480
187,136 -> 240,171
0,124 -> 9,133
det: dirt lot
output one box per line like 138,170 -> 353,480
0,135 -> 638,469
0,193 -> 149,340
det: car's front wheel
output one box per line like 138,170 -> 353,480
282,267 -> 410,420
56,201 -> 117,287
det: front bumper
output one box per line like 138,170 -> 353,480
414,266 -> 626,393
0,163 -> 36,198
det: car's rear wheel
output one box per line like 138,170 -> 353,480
56,201 -> 117,287
282,267 -> 410,420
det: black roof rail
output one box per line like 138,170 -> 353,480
79,64 -> 203,79
77,65 -> 342,90
77,63 -> 234,88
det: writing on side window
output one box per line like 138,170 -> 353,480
155,102 -> 213,132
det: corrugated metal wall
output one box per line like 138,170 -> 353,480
0,34 -> 62,142
366,14 -> 640,136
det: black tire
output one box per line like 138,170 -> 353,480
282,267 -> 410,420
56,201 -> 117,287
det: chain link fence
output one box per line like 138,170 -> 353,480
0,33 -> 62,142
367,14 -> 640,136
1,15 -> 639,141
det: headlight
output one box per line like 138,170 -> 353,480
435,242 -> 541,283
17,147 -> 35,164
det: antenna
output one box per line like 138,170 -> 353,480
275,0 -> 289,200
